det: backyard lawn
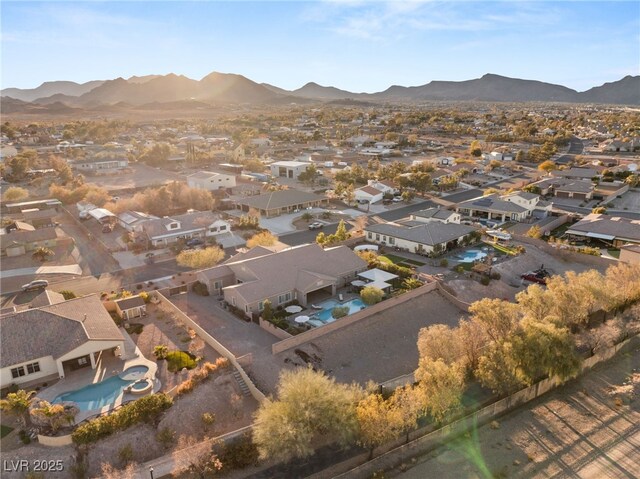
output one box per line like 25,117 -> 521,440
379,254 -> 425,267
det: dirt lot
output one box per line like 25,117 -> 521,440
281,290 -> 467,387
399,337 -> 640,479
83,164 -> 185,191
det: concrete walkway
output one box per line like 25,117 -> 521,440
0,264 -> 82,278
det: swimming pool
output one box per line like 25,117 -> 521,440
53,365 -> 150,411
455,249 -> 487,263
52,375 -> 133,411
312,298 -> 367,323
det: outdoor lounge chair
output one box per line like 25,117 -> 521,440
339,294 -> 344,301
311,304 -> 323,310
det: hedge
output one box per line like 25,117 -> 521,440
72,394 -> 173,445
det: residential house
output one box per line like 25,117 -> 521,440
269,160 -> 310,179
566,214 -> 640,247
364,221 -> 476,256
117,211 -> 159,233
114,295 -> 147,321
234,190 -> 328,218
367,179 -> 399,196
187,171 -> 236,191
70,156 -> 128,172
554,180 -> 594,201
355,185 -> 384,204
7,208 -> 57,229
553,168 -> 598,181
410,208 -> 461,224
0,226 -> 57,257
606,140 -> 631,152
141,211 -> 231,247
456,194 -> 535,223
0,294 -> 124,387
198,244 -> 368,318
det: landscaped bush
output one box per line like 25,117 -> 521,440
217,434 -> 260,471
125,323 -> 143,335
332,306 -> 350,319
191,281 -> 210,296
72,394 -> 173,445
166,351 -> 197,373
176,358 -> 230,396
480,276 -> 491,286
490,272 -> 501,280
59,290 -> 77,300
439,259 -> 449,267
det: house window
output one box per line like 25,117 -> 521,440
169,223 -> 179,230
367,232 -> 372,239
258,301 -> 264,311
376,234 -> 380,241
278,292 -> 292,304
26,362 -> 40,374
232,297 -> 236,306
214,281 -> 222,290
210,227 -> 217,233
389,237 -> 395,245
11,366 -> 25,379
245,305 -> 250,313
78,357 -> 88,366
219,225 -> 227,231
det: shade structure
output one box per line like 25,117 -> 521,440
351,280 -> 367,287
295,315 -> 310,324
285,305 -> 303,314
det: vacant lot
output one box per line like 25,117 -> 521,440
400,337 -> 640,479
280,290 -> 467,386
85,164 -> 185,191
609,189 -> 640,211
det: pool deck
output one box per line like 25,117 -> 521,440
37,328 -> 159,424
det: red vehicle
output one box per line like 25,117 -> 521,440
521,265 -> 550,285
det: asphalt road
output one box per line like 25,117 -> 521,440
556,136 -> 584,164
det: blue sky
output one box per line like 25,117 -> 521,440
2,1 -> 638,92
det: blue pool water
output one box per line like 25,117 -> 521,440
313,298 -> 367,323
455,249 -> 487,263
53,375 -> 133,411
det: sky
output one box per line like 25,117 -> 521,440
2,1 -> 639,92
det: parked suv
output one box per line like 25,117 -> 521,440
308,222 -> 323,230
21,280 -> 49,292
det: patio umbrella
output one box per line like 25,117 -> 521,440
295,315 -> 310,324
285,305 -> 303,314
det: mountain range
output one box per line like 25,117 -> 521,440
2,72 -> 638,114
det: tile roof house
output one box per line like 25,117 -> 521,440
0,294 -> 124,386
566,214 -> 640,247
140,211 -> 230,247
355,185 -> 384,204
410,208 -> 461,224
364,221 -> 476,256
455,194 -> 535,222
114,295 -> 147,321
197,244 -> 367,318
0,227 -> 58,257
234,190 -> 328,218
552,168 -> 598,180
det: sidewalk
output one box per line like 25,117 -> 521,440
0,264 -> 82,278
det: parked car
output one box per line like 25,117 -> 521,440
308,222 -> 323,230
186,238 -> 204,247
21,280 -> 49,292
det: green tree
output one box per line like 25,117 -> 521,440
356,393 -> 402,459
253,368 -> 364,461
301,212 -> 314,222
388,385 -> 425,443
0,389 -> 36,427
360,286 -> 384,305
335,219 -> 350,242
401,190 -> 415,203
417,324 -> 462,365
538,160 -> 557,173
469,298 -> 520,343
592,206 -> 606,214
526,225 -> 543,239
176,247 -> 225,269
415,358 -> 466,422
31,400 -> 76,433
2,186 -> 29,202
262,300 -> 273,321
315,232 -> 326,246
60,290 -> 77,300
469,140 -> 482,157
475,341 -> 525,395
246,231 -> 277,248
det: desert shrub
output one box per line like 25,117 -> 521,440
480,276 -> 491,286
156,427 -> 175,449
72,394 -> 173,445
118,443 -> 134,465
202,412 -> 216,427
361,286 -> 384,305
139,291 -> 151,303
60,290 -> 77,300
332,306 -> 350,319
153,345 -> 168,360
125,323 -> 143,335
439,259 -> 449,267
455,265 -> 465,273
175,358 -> 230,396
218,434 -> 260,471
490,272 -> 501,280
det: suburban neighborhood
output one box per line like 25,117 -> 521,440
1,2 -> 639,478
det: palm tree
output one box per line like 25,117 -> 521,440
32,246 -> 54,262
31,401 -> 77,433
0,389 -> 36,427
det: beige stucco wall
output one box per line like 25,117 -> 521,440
1,355 -> 58,387
57,340 -> 124,365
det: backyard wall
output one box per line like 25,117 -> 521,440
155,292 -> 266,403
435,281 -> 471,313
37,433 -> 73,447
310,335 -> 637,479
271,282 -> 438,355
515,235 -> 617,268
259,318 -> 293,340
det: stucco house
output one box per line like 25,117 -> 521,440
197,244 -> 367,318
114,295 -> 147,321
234,190 -> 328,218
0,226 -> 57,257
566,214 -> 640,247
0,294 -> 124,387
364,221 -> 476,256
456,194 -> 533,223
140,211 -> 231,247
355,185 -> 384,204
409,208 -> 461,224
